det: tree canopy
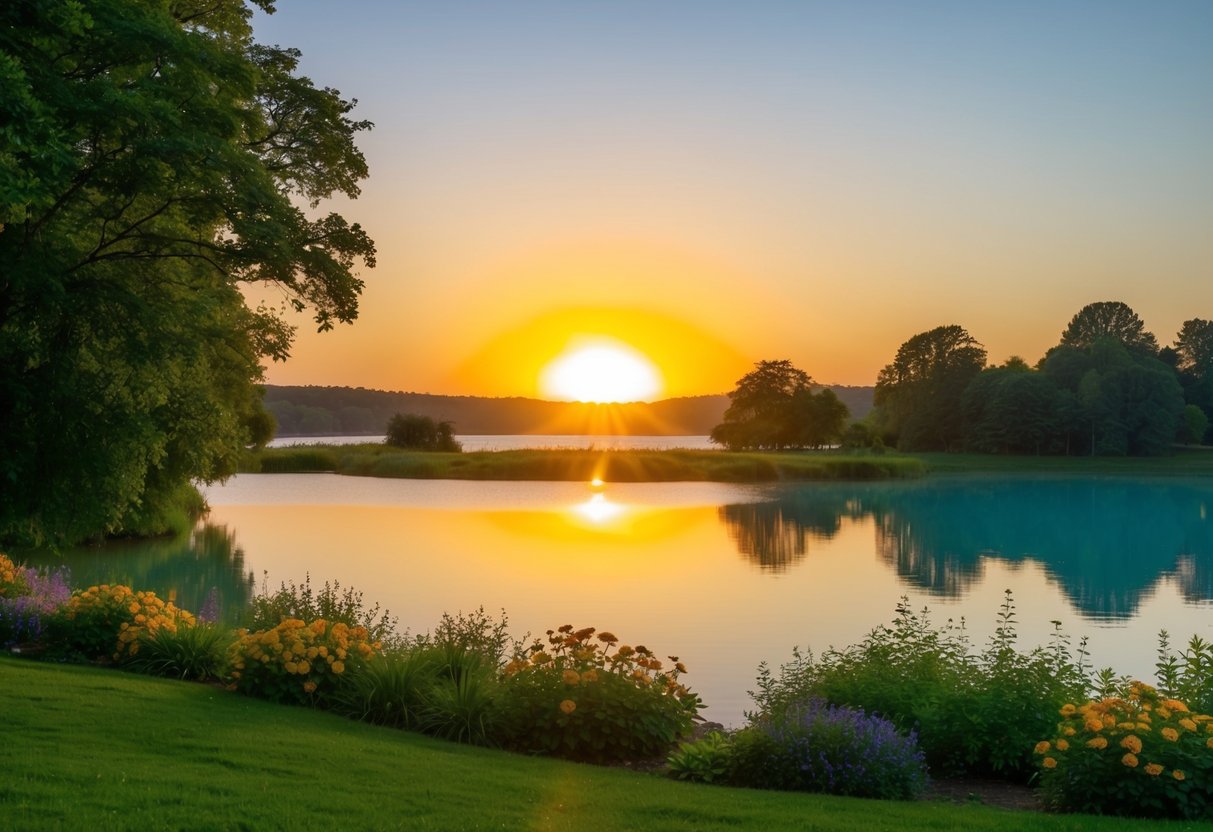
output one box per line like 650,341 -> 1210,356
710,360 -> 849,450
1058,301 -> 1158,354
874,325 -> 987,451
0,0 -> 375,544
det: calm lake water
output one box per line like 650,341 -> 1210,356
32,472 -> 1213,727
269,434 -> 717,451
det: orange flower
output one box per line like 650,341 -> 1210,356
1161,727 -> 1179,742
562,669 -> 581,686
1144,763 -> 1163,776
1173,770 -> 1185,781
1042,756 -> 1057,769
1122,753 -> 1139,768
559,699 -> 576,715
1034,741 -> 1051,755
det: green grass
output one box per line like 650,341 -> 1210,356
2,656 -> 1199,831
245,445 -> 927,482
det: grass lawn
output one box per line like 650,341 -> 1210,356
2,656 -> 1203,831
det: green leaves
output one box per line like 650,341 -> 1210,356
1,0 -> 374,544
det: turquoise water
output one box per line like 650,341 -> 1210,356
28,473 -> 1213,725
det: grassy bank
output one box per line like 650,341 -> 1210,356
2,656 -> 1192,832
247,445 -> 926,482
244,442 -> 1213,483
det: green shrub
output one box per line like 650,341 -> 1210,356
667,731 -> 732,783
726,700 -> 928,799
127,623 -> 234,681
257,447 -> 339,472
1154,631 -> 1213,715
244,574 -> 397,646
418,660 -> 498,745
750,592 -> 1091,779
332,648 -> 438,730
1035,681 -> 1213,819
494,625 -> 700,763
227,618 -> 379,706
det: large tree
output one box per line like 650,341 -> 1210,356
0,1 -> 375,544
874,325 -> 987,450
1058,301 -> 1158,354
710,360 -> 848,450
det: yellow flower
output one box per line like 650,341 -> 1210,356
1161,727 -> 1179,742
559,699 -> 577,715
1120,735 -> 1142,754
1042,756 -> 1057,769
302,681 -> 317,694
1055,739 -> 1069,752
1173,770 -> 1185,781
1179,718 -> 1197,732
1136,723 -> 1151,732
581,669 -> 599,683
1084,719 -> 1103,733
1117,722 -> 1136,731
1122,753 -> 1139,768
1060,703 -> 1077,716
1157,707 -> 1172,720
1206,737 -> 1213,749
331,661 -> 345,674
1062,727 -> 1076,737
561,669 -> 581,685
1145,763 -> 1163,776
1034,741 -> 1051,755
1163,699 -> 1189,713
1086,737 -> 1108,750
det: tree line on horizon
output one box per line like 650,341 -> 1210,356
713,301 -> 1210,454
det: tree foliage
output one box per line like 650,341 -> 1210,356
0,0 -> 375,544
710,360 -> 848,450
385,414 -> 462,453
1058,301 -> 1158,354
874,326 -> 986,451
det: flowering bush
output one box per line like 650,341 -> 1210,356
494,625 -> 700,763
44,584 -> 195,662
0,554 -> 31,598
751,592 -> 1090,778
725,699 -> 928,799
227,618 -> 380,705
1036,681 -> 1213,819
0,556 -> 71,646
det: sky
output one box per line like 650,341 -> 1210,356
248,0 -> 1213,399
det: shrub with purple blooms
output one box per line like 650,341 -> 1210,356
724,698 -> 928,799
0,554 -> 71,646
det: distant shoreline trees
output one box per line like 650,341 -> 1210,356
872,301 -> 1207,455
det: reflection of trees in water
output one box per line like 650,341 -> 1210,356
24,523 -> 254,623
719,479 -> 1213,619
718,495 -> 844,572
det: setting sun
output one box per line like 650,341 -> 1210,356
540,339 -> 663,402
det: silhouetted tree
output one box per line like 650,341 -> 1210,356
385,413 -> 462,452
1059,301 -> 1158,354
710,360 -> 849,450
962,366 -> 1063,454
874,325 -> 987,450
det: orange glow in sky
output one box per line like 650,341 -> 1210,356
248,4 -> 1213,398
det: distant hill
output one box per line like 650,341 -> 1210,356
263,385 -> 875,437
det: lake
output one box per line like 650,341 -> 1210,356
32,472 -> 1213,727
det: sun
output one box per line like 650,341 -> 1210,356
540,339 -> 663,402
